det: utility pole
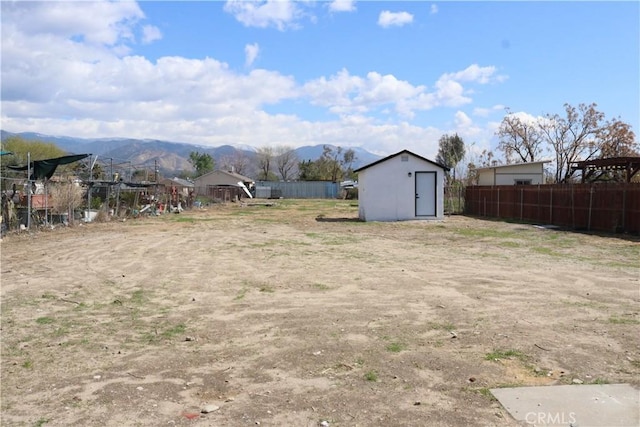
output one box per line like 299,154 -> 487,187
154,160 -> 158,201
27,152 -> 31,230
107,158 -> 113,215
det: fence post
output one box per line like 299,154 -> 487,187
571,185 -> 575,229
497,187 -> 500,218
622,184 -> 627,232
549,186 -> 553,224
588,185 -> 594,231
520,188 -> 524,221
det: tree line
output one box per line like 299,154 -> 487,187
437,103 -> 638,184
2,102 -> 637,186
0,136 -> 358,184
188,144 -> 357,182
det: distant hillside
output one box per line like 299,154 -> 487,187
1,130 -> 381,178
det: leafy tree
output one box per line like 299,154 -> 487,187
131,169 -> 148,183
274,145 -> 298,180
298,159 -> 321,181
188,151 -> 214,177
1,136 -> 67,164
298,145 -> 357,181
341,148 -> 357,180
73,157 -> 105,181
435,134 -> 466,182
256,146 -> 274,180
1,136 -> 71,189
596,117 -> 638,158
497,110 -> 544,163
321,145 -> 343,182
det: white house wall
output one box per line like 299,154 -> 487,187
477,163 -> 545,185
358,154 -> 444,221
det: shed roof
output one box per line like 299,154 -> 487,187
197,169 -> 254,183
354,149 -> 448,173
162,177 -> 194,187
471,160 -> 551,172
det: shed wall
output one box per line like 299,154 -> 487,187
477,163 -> 545,186
359,154 -> 444,221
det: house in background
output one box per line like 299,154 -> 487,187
354,149 -> 448,222
160,177 -> 194,197
472,160 -> 551,186
194,170 -> 255,202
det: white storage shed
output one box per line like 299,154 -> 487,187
354,150 -> 448,222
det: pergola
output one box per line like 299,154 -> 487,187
571,156 -> 640,183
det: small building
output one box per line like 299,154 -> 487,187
159,177 -> 195,207
160,177 -> 194,198
194,170 -> 255,201
472,160 -> 551,186
354,149 -> 448,221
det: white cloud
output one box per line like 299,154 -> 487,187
473,104 -> 506,117
302,64 -> 507,119
1,1 -> 145,47
303,69 -> 426,116
223,0 -> 305,31
142,25 -> 162,44
245,43 -> 260,67
430,4 -> 439,15
1,1 -> 507,158
329,0 -> 356,13
446,64 -> 508,84
378,11 -> 414,28
506,111 -> 545,126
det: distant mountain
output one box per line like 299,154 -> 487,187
0,130 -> 381,178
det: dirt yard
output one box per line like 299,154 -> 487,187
1,200 -> 638,427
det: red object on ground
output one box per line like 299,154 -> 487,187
182,412 -> 200,420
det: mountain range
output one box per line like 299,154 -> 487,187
0,130 -> 381,179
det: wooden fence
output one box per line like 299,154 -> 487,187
465,183 -> 640,234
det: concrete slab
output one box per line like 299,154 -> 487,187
490,384 -> 639,427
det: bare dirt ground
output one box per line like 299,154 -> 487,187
1,199 -> 639,427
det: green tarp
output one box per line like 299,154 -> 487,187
8,154 -> 90,180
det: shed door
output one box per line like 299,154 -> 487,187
415,171 -> 436,217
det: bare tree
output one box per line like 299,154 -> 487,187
274,145 -> 298,180
539,103 -> 604,183
256,146 -> 275,180
49,181 -> 84,225
497,110 -> 544,163
220,151 -> 250,176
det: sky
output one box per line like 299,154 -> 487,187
1,0 -> 638,161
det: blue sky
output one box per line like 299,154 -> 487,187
1,1 -> 638,161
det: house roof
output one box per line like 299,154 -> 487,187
162,177 -> 194,187
471,160 -> 551,172
197,169 -> 254,183
353,149 -> 449,173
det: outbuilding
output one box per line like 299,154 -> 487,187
472,160 -> 551,186
194,170 -> 255,201
354,149 -> 448,222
